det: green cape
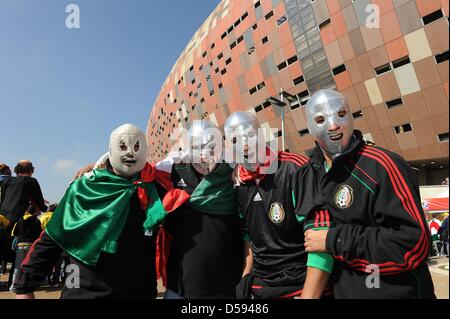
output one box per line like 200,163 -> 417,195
46,169 -> 166,266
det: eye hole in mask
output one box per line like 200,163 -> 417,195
120,142 -> 127,152
337,107 -> 347,118
134,141 -> 140,152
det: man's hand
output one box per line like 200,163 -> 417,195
16,293 -> 35,299
304,229 -> 329,253
73,163 -> 95,180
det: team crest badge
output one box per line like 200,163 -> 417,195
335,185 -> 354,209
269,202 -> 285,224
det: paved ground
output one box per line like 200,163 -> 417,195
1,257 -> 448,299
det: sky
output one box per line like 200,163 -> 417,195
0,0 -> 221,203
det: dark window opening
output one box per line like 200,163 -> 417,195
392,56 -> 410,68
221,68 -> 227,75
226,58 -> 232,65
218,53 -> 223,60
287,55 -> 299,65
191,79 -> 196,85
293,76 -> 305,85
422,9 -> 444,25
299,129 -> 310,137
242,12 -> 248,20
215,67 -> 219,74
332,64 -> 347,75
394,123 -> 412,134
202,51 -> 207,58
211,43 -> 215,49
262,36 -> 269,44
265,11 -> 274,20
255,105 -> 263,112
277,15 -> 287,26
386,98 -> 403,109
200,98 -> 205,103
230,41 -> 237,49
352,110 -> 363,119
254,1 -> 261,9
318,18 -> 331,29
435,51 -> 449,64
275,130 -> 282,137
438,132 -> 449,142
375,63 -> 392,75
252,24 -> 258,30
256,82 -> 265,90
209,89 -> 215,96
249,87 -> 257,95
234,19 -> 241,28
221,32 -> 227,39
237,35 -> 244,43
190,65 -> 194,71
262,101 -> 271,108
277,61 -> 288,71
218,83 -> 223,89
228,26 -> 234,34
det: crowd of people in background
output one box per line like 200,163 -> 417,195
0,161 -> 66,292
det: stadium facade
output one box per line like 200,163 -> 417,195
147,0 -> 449,185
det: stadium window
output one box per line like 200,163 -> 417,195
318,18 -> 331,29
422,9 -> 444,25
299,129 -> 309,137
262,36 -> 269,44
375,63 -> 392,75
293,76 -> 304,86
352,110 -> 363,119
385,98 -> 403,109
277,15 -> 287,26
332,64 -> 347,76
394,123 -> 412,134
265,11 -> 274,20
277,61 -> 288,71
287,55 -> 299,65
392,56 -> 410,69
435,51 -> 449,64
438,132 -> 449,142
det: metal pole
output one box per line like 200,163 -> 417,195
280,88 -> 285,152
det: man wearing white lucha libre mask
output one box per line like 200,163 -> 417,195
303,89 -> 435,299
224,112 -> 333,299
109,124 -> 148,177
14,124 -> 185,299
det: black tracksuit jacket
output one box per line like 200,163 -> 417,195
308,130 -> 435,299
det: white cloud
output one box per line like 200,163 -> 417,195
52,159 -> 77,176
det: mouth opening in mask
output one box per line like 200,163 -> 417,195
328,132 -> 344,142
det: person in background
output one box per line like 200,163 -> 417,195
10,204 -> 43,291
0,160 -> 47,287
429,213 -> 442,256
0,163 -> 12,277
438,214 -> 448,256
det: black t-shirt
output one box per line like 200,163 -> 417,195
0,176 -> 47,224
164,163 -> 244,299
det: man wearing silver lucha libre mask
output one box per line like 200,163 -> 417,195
14,124 -> 186,299
187,120 -> 223,176
303,89 -> 435,299
224,112 -> 334,299
157,119 -> 243,299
